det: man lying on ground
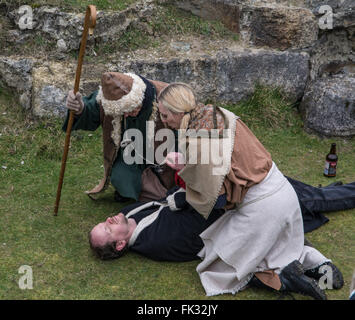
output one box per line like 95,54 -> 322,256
88,174 -> 354,299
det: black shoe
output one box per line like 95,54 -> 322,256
305,261 -> 344,290
114,191 -> 131,203
279,260 -> 327,300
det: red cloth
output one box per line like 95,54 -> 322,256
175,171 -> 186,189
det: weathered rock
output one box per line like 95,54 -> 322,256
240,4 -> 318,50
175,0 -> 240,32
1,47 -> 309,118
6,29 -> 31,44
115,48 -> 309,103
176,0 -> 318,50
56,39 -> 68,52
299,74 -> 355,137
38,85 -> 67,117
31,61 -> 106,118
170,41 -> 191,52
8,7 -> 79,52
261,1 -> 306,6
308,29 -> 355,80
7,1 -> 156,52
333,7 -> 355,29
0,57 -> 33,110
307,0 -> 353,12
31,62 -> 72,117
306,0 -> 355,29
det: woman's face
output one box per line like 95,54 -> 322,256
158,102 -> 184,130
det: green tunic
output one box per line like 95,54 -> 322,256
62,90 -> 154,200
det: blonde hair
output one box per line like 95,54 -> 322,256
158,82 -> 196,129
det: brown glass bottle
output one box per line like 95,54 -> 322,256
324,143 -> 338,177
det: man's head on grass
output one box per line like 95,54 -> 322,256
89,213 -> 136,260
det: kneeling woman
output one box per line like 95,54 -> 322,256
156,83 -> 339,300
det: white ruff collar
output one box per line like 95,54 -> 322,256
96,73 -> 147,116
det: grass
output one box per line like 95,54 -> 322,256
0,85 -> 354,300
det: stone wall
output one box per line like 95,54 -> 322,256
0,48 -> 309,118
0,0 -> 354,136
0,57 -> 33,110
175,0 -> 355,137
6,1 -> 155,52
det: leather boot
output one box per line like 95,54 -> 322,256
279,260 -> 327,300
249,275 -> 272,290
304,261 -> 344,290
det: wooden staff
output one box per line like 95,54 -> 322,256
54,5 -> 97,216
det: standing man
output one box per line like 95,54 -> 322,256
63,72 -> 176,202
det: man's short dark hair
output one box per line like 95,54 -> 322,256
88,231 -> 129,260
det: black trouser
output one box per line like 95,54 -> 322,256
286,176 -> 355,233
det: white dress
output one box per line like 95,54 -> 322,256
196,162 -> 330,296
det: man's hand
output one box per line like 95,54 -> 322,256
66,90 -> 84,115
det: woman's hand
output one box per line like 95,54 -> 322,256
165,152 -> 185,171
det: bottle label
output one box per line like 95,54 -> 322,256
324,160 -> 337,176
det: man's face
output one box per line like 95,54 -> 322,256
90,213 -> 130,248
